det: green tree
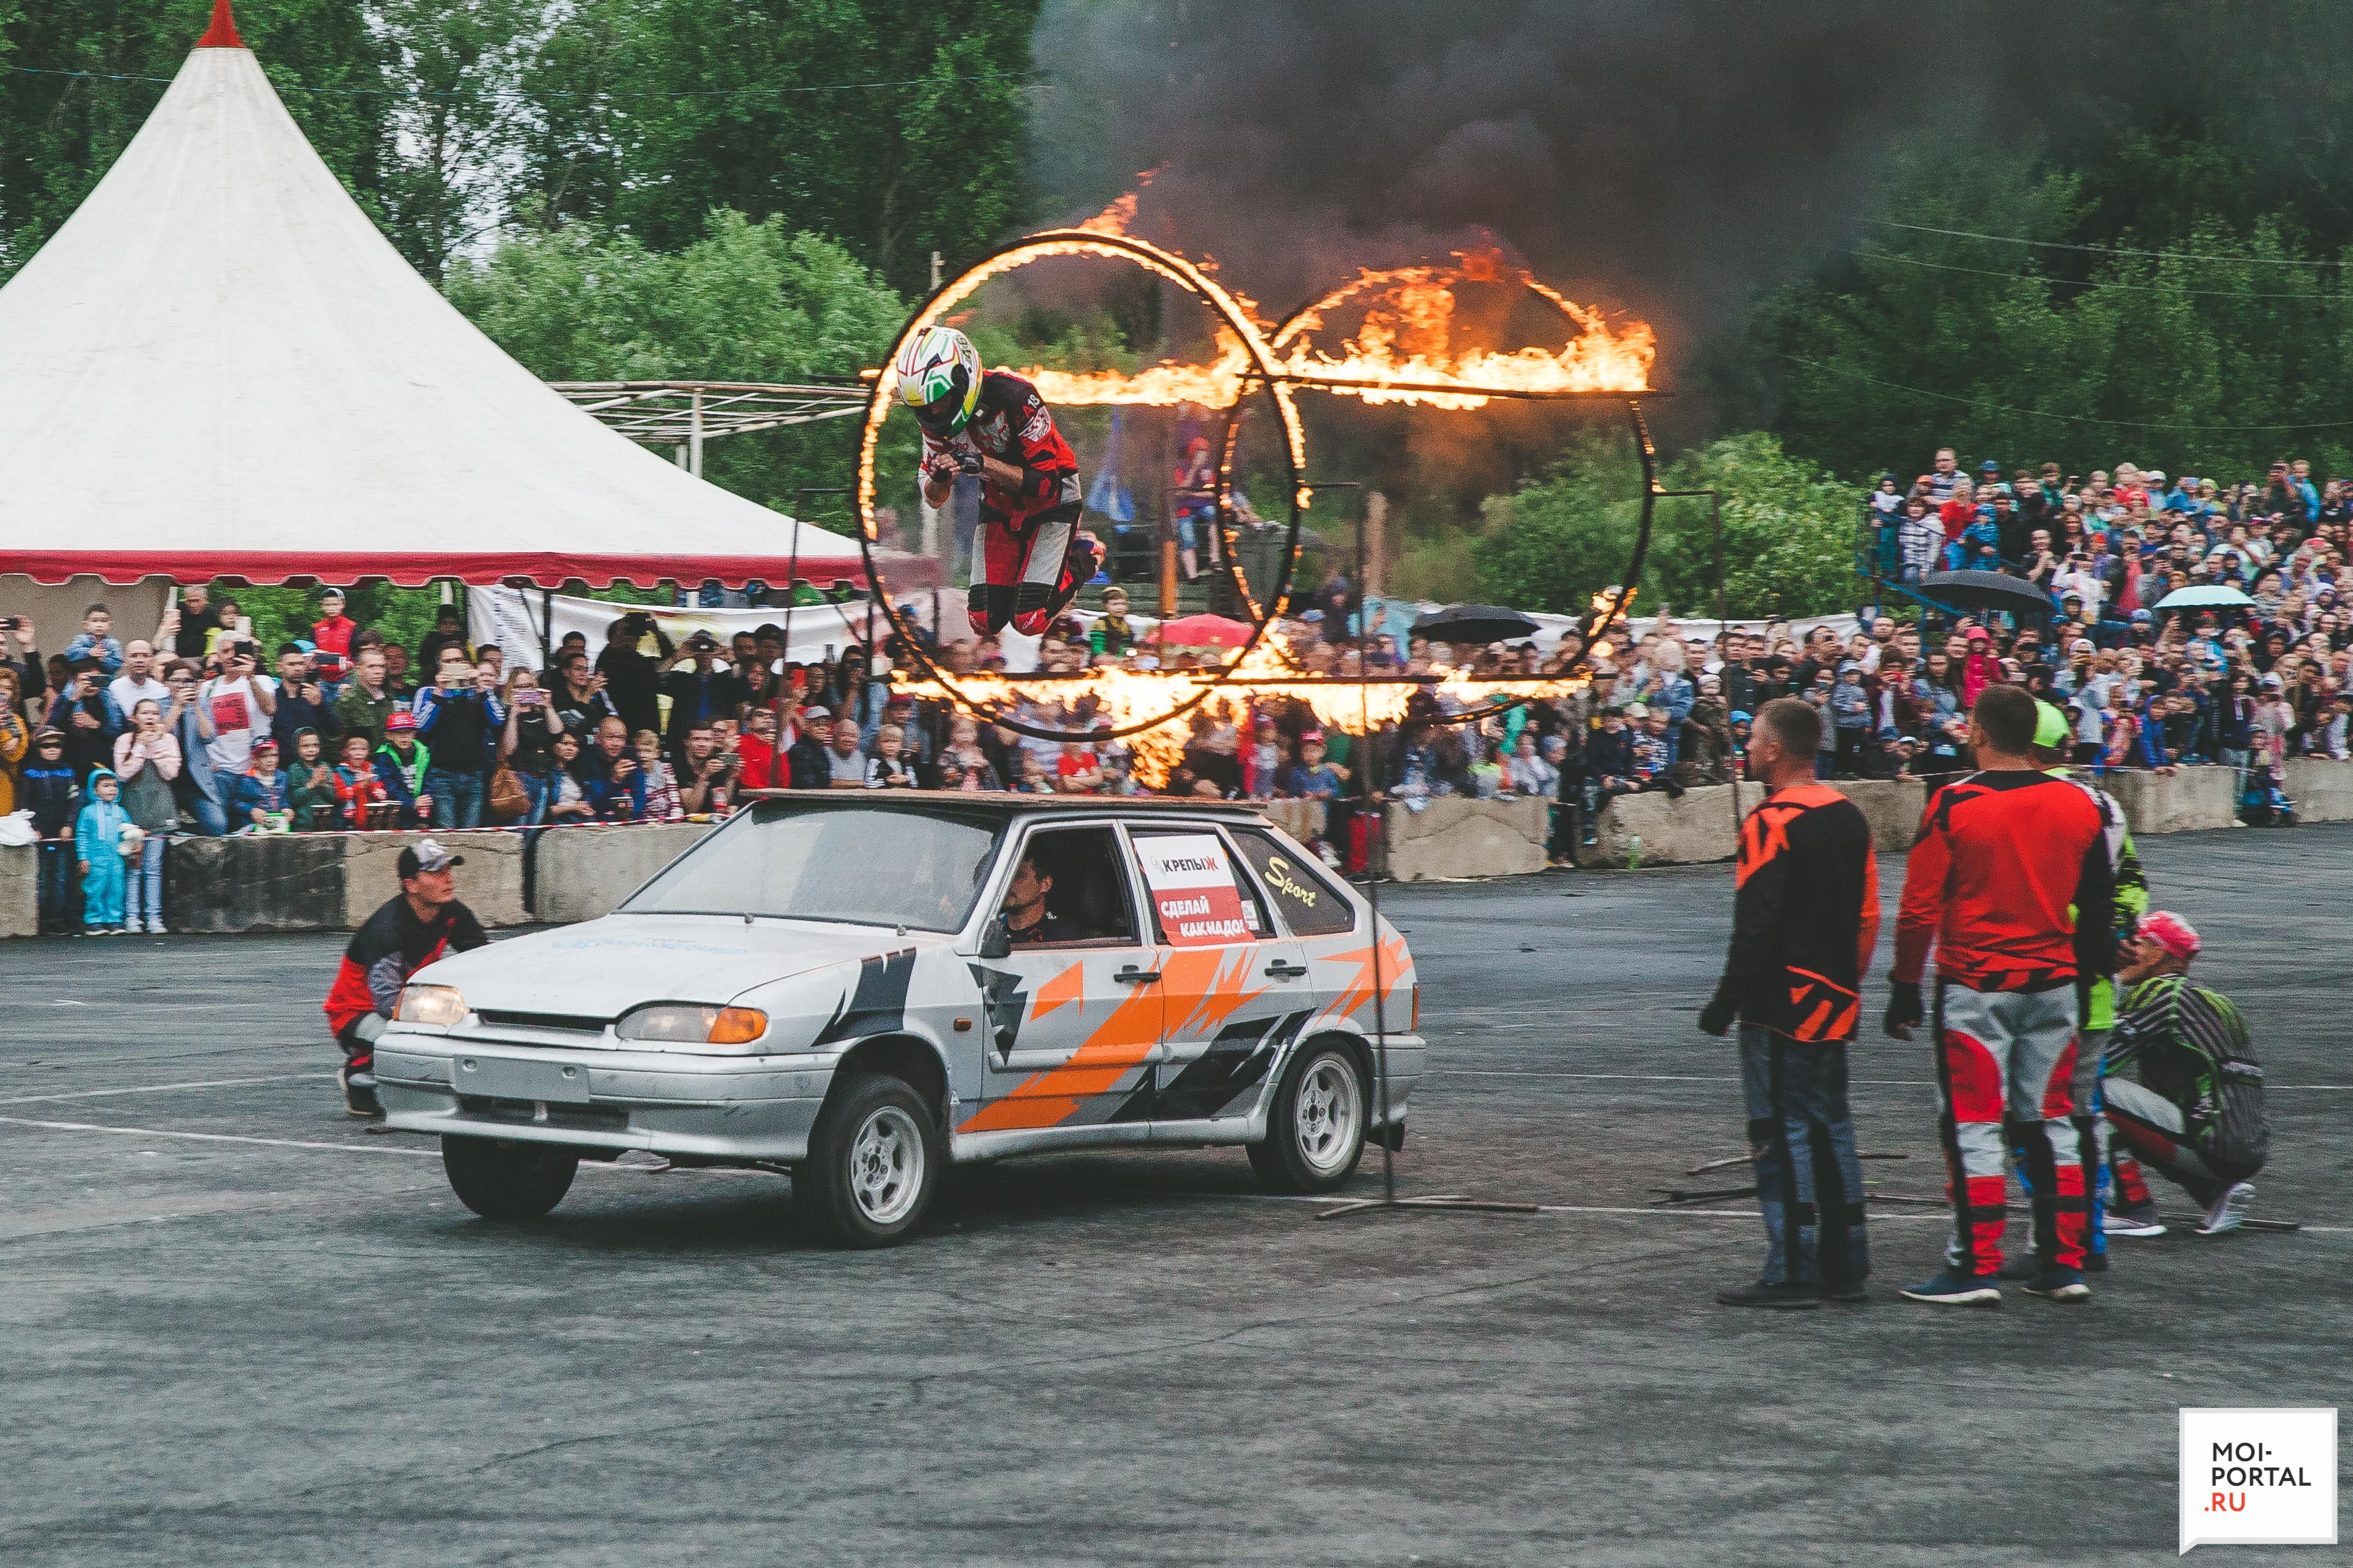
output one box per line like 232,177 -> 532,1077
370,0 -> 539,281
514,0 -> 1040,294
1473,430 -> 1856,620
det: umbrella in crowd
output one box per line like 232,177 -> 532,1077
1411,603 -> 1542,645
2155,585 -> 2257,609
1157,612 -> 1255,648
1918,569 -> 2056,620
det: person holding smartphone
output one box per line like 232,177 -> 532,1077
197,640 -> 278,782
500,667 -> 564,824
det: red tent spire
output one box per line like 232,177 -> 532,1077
196,0 -> 243,49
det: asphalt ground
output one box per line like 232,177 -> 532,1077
2,827 -> 2346,1566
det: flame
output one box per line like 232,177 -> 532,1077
1078,191 -> 1138,237
999,244 -> 1653,410
893,631 -> 1585,789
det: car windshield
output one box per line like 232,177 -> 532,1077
619,803 -> 1002,932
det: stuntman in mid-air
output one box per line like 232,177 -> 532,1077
898,325 -> 1103,639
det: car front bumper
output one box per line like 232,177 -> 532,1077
375,1038 -> 831,1163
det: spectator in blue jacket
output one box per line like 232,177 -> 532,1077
21,728 -> 80,931
62,604 -> 123,678
582,715 -> 649,821
412,649 -> 500,830
372,711 -> 433,828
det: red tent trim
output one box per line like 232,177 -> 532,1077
197,0 -> 243,49
2,549 -> 937,590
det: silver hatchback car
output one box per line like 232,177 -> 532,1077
376,795 -> 1424,1246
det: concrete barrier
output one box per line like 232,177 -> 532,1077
163,833 -> 347,934
1820,777 -> 1927,851
2283,758 -> 2353,822
1383,796 -> 1551,881
1582,783 -> 1765,867
531,821 -> 718,923
1256,798 -> 1328,844
340,830 -> 527,928
2103,765 -> 2237,835
0,843 -> 37,937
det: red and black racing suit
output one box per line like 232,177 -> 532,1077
1894,770 -> 2115,1275
323,895 -> 488,1074
922,370 -> 1089,638
1706,783 -> 1881,1287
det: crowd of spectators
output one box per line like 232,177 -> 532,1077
9,451 -> 2347,932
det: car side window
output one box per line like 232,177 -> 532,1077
1228,826 -> 1357,937
1001,826 -> 1140,948
1129,828 -> 1270,945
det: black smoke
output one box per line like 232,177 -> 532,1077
1028,0 -> 2080,385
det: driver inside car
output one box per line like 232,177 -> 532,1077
1000,849 -> 1097,946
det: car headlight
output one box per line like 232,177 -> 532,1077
396,985 -> 469,1027
617,1003 -> 769,1047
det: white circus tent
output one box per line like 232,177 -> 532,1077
0,0 -> 891,593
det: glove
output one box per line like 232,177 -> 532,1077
954,449 -> 986,477
1697,993 -> 1736,1038
1883,980 -> 1923,1037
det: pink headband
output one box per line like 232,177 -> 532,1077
2137,911 -> 2200,962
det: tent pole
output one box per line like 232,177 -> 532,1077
689,389 -> 705,479
538,588 -> 553,669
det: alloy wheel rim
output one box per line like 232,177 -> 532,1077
849,1106 -> 924,1225
1295,1057 -> 1362,1174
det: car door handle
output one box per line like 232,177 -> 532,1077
1114,966 -> 1161,985
1264,960 -> 1309,979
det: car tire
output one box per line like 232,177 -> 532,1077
797,1073 -> 942,1248
442,1136 -> 578,1221
1247,1041 -> 1368,1194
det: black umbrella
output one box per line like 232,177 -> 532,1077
1411,603 -> 1542,644
1916,570 -> 2054,619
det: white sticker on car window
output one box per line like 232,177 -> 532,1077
1135,833 -> 1252,946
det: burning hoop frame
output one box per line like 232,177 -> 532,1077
851,228 -> 1660,743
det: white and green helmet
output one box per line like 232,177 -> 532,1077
894,325 -> 982,437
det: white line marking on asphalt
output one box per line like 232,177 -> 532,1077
0,1074 -> 333,1107
0,1116 -> 442,1156
1427,1069 -> 2353,1092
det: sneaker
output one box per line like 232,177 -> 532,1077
2193,1181 -> 2255,1237
2021,1266 -> 2091,1303
2105,1203 -> 2167,1237
123,916 -> 143,934
1717,1280 -> 1819,1310
1899,1270 -> 2002,1307
338,1066 -> 384,1120
1817,1278 -> 1869,1303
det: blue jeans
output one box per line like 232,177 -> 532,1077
128,835 -> 165,927
1738,1025 -> 1869,1287
426,768 -> 484,830
182,791 -> 228,837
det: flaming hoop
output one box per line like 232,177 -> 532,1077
851,227 -> 1661,746
857,228 -> 1308,743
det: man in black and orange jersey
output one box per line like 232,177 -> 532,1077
1888,683 -> 2116,1307
1701,697 -> 1880,1310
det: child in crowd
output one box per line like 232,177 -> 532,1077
1628,705 -> 1671,789
74,768 -> 130,934
635,729 -> 682,820
1242,717 -> 1287,799
332,733 -> 389,828
23,729 -> 80,932
1013,754 -> 1055,794
111,698 -> 180,932
288,728 -> 339,830
1284,731 -> 1346,801
311,589 -> 357,685
1829,662 -> 1872,775
866,724 -> 918,788
64,604 -> 123,676
231,737 -> 292,831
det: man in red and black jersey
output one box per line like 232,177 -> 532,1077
902,325 -> 1099,639
322,839 -> 487,1116
1701,698 -> 1881,1309
1889,683 -> 2116,1306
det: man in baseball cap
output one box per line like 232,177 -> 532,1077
322,836 -> 485,1116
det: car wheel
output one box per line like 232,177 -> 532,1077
442,1136 -> 578,1221
797,1073 -> 942,1248
1247,1041 -> 1368,1194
